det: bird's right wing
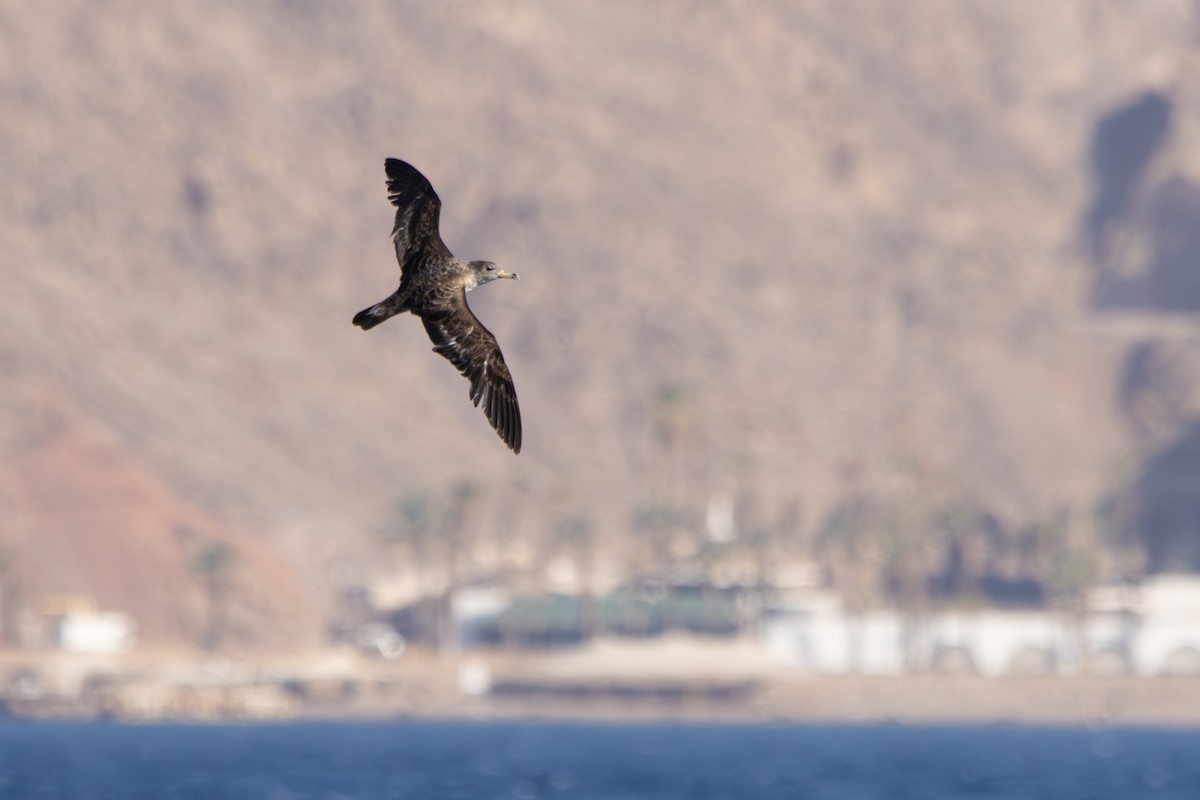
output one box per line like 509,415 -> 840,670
385,158 -> 452,273
420,293 -> 522,454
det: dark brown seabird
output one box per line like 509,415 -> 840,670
353,159 -> 522,453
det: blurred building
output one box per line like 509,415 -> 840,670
765,574 -> 1200,677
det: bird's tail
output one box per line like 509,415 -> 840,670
352,295 -> 405,330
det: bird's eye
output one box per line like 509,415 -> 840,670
486,264 -> 496,271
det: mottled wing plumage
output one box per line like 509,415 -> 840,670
385,158 -> 451,275
355,158 -> 523,454
421,295 -> 522,454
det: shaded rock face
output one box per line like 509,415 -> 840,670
1084,84 -> 1200,575
1142,177 -> 1200,311
1137,422 -> 1200,572
1093,172 -> 1200,312
1115,341 -> 1200,575
1084,90 -> 1200,315
1118,340 -> 1200,444
1084,91 -> 1173,266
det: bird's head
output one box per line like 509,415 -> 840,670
471,260 -> 519,286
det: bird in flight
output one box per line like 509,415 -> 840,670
353,159 -> 522,453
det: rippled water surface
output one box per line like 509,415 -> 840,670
0,720 -> 1197,799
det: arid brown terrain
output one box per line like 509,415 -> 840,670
2,1 -> 1200,649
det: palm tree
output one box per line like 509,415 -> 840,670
631,502 -> 688,576
191,539 -> 235,651
816,491 -> 940,671
382,491 -> 437,589
649,382 -> 700,516
555,514 -> 597,638
815,493 -> 885,614
1025,506 -> 1101,670
437,480 -> 480,650
0,546 -> 20,648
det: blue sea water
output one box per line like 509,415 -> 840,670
0,720 -> 1196,799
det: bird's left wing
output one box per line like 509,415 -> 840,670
420,294 -> 522,454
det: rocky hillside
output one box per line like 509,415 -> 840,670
2,1 -> 1199,645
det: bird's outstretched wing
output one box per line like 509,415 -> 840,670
385,158 -> 452,272
420,294 -> 522,453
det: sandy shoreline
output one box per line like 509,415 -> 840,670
2,646 -> 1198,727
399,674 -> 1200,729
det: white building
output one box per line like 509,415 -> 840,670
57,611 -> 137,654
765,574 -> 1200,677
1117,575 -> 1200,676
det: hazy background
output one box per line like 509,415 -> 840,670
2,0 -> 1199,657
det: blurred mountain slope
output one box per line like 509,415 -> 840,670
1,1 -> 1198,643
